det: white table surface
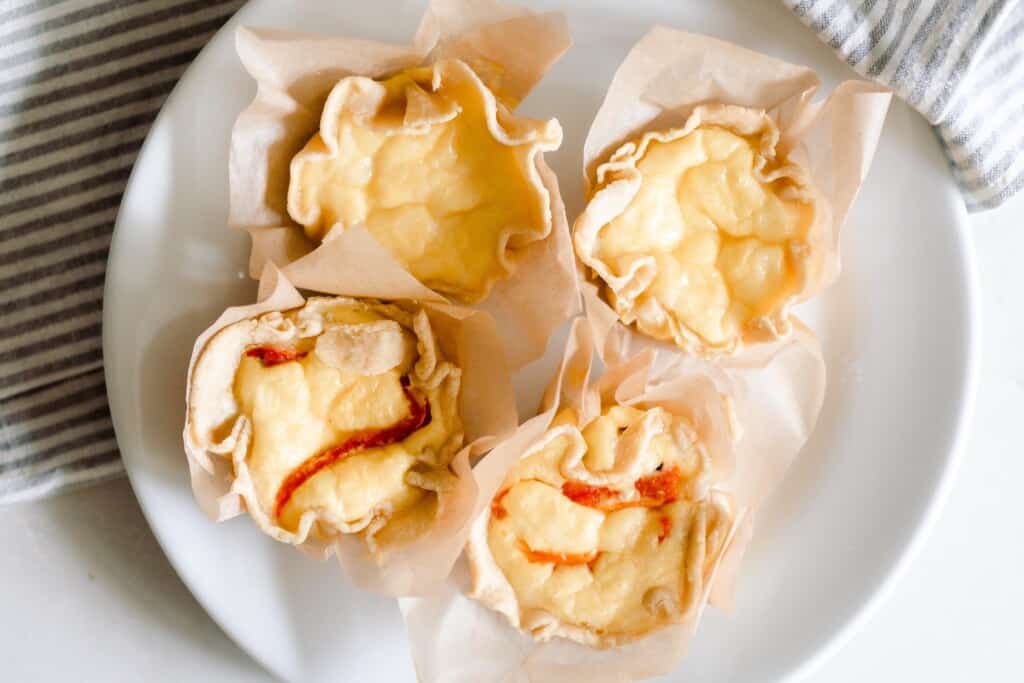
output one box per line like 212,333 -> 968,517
2,188 -> 1022,682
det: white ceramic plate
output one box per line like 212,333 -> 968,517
103,1 -> 978,681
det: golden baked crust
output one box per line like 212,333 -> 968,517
185,297 -> 463,554
468,405 -> 732,647
574,104 -> 820,358
287,59 -> 562,303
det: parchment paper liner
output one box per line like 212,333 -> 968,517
400,27 -> 857,680
400,308 -> 824,681
576,104 -> 822,359
574,26 -> 892,359
182,233 -> 518,597
286,58 -> 562,303
229,0 -> 578,369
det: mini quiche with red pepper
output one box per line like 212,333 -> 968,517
468,404 -> 732,648
185,296 -> 463,554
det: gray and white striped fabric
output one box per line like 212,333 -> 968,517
0,0 -> 244,503
785,0 -> 1024,211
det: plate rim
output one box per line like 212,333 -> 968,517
101,1 -> 278,676
786,213 -> 980,682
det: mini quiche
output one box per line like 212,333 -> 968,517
574,104 -> 821,358
287,59 -> 562,304
185,296 -> 463,555
468,404 -> 732,647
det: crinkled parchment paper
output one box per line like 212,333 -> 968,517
582,284 -> 825,527
580,27 -> 891,305
400,27 -> 887,680
182,233 -> 518,596
575,24 -> 889,502
400,315 -> 824,681
229,0 -> 578,369
574,25 -> 888,607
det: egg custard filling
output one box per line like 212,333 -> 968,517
188,297 -> 463,550
575,104 -> 818,357
476,405 -> 732,646
287,59 -> 562,303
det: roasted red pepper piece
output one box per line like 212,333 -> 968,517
634,466 -> 681,506
273,376 -> 431,519
490,488 -> 510,520
561,480 -> 618,507
657,515 -> 672,543
517,539 -> 597,566
245,346 -> 308,367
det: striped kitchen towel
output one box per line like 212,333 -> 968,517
784,0 -> 1024,211
0,0 -> 244,503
